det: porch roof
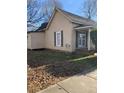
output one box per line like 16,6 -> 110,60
74,26 -> 94,30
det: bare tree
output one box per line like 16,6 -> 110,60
41,0 -> 62,21
27,0 -> 62,31
27,0 -> 44,31
82,0 -> 97,19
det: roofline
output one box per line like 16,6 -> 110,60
45,8 -> 56,30
27,31 -> 42,33
45,8 -> 75,30
57,8 -> 96,24
56,8 -> 73,21
45,8 -> 96,30
27,30 -> 45,33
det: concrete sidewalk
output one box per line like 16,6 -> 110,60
37,70 -> 97,93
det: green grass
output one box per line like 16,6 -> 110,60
28,49 -> 97,71
28,50 -> 94,62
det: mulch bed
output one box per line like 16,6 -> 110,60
27,65 -> 66,93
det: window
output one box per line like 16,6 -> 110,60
56,32 -> 61,47
78,33 -> 86,48
54,31 -> 63,47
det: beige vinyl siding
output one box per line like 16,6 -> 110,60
45,11 -> 74,52
71,29 -> 76,51
27,32 -> 45,49
27,33 -> 32,49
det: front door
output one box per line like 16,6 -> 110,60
78,33 -> 86,48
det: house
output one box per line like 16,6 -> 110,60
27,8 -> 96,52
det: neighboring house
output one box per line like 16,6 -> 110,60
27,8 -> 96,52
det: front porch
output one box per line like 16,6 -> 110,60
74,26 -> 93,51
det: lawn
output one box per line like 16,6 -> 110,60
27,49 -> 97,93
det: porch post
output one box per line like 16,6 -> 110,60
88,28 -> 91,50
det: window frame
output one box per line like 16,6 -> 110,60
56,31 -> 61,47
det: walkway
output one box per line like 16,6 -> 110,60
37,70 -> 97,93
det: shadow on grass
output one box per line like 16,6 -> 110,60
44,56 -> 97,77
27,50 -> 95,68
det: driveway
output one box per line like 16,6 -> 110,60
37,70 -> 97,93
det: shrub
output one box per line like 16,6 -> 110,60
90,29 -> 97,50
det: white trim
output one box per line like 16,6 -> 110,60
74,26 -> 94,30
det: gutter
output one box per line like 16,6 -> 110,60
74,26 -> 94,30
